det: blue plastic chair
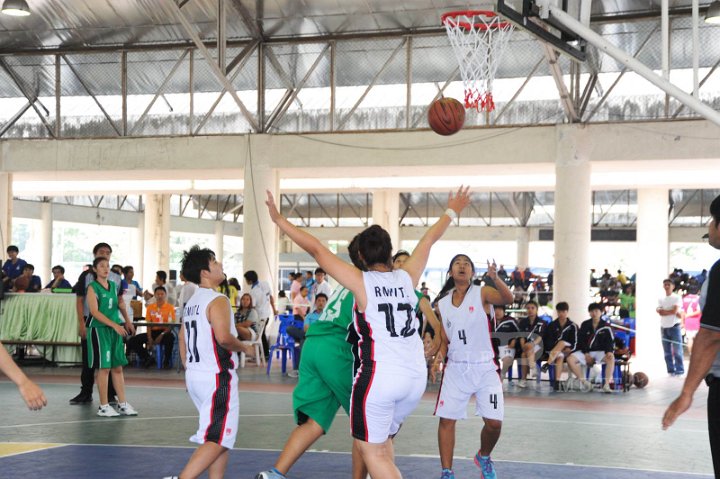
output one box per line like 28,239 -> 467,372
266,314 -> 301,375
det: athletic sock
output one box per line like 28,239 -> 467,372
271,468 -> 287,478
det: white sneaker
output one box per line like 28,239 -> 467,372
517,379 -> 527,388
287,370 -> 299,378
97,404 -> 120,417
117,402 -> 138,416
602,383 -> 612,394
580,380 -> 593,392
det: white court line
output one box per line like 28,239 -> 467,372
0,411 -> 705,434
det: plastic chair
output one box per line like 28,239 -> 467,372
240,318 -> 268,368
266,314 -> 300,375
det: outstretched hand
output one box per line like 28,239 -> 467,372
447,185 -> 471,214
266,190 -> 281,223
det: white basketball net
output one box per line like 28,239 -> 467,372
443,11 -> 514,112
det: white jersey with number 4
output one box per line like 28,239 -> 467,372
183,287 -> 238,373
356,270 -> 425,376
438,285 -> 496,369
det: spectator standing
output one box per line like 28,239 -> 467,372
244,270 -> 277,356
121,266 -> 142,322
310,267 -> 332,303
2,245 -> 27,288
177,272 -> 199,320
44,265 -> 72,290
217,275 -> 239,313
144,270 -> 176,306
619,283 -> 636,319
663,194 -> 720,476
289,272 -> 302,301
683,285 -> 702,353
617,269 -> 628,286
303,270 -> 315,292
657,278 -> 685,376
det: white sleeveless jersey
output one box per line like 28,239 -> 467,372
438,285 -> 496,368
183,287 -> 238,373
356,270 -> 425,375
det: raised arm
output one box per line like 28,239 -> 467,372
482,261 -> 514,306
402,186 -> 471,286
266,191 -> 366,306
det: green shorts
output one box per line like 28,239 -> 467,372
88,326 -> 128,369
293,334 -> 354,433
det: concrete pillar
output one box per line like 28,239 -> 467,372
215,221 -> 225,262
242,161 -> 279,292
635,188 -> 669,373
516,227 -> 530,269
142,194 -> 171,289
39,202 -> 53,280
372,190 -> 400,253
0,173 -> 12,255
135,214 -> 145,288
553,125 -> 592,324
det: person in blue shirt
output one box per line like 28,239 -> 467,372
2,245 -> 27,289
303,293 -> 328,332
18,264 -> 43,292
44,265 -> 73,290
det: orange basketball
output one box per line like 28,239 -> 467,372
13,275 -> 30,291
428,97 -> 465,136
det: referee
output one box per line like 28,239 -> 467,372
663,194 -> 720,475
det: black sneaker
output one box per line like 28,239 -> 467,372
540,363 -> 550,373
69,393 -> 92,405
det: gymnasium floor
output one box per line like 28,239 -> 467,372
0,363 -> 713,479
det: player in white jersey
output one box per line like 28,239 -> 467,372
174,246 -> 255,479
432,255 -> 513,479
266,186 -> 470,479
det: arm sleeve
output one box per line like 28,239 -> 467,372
701,262 -> 720,331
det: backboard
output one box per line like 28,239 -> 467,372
496,0 -> 590,61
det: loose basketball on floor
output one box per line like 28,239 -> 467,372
428,97 -> 465,135
633,371 -> 649,389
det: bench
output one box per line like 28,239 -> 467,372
2,340 -> 82,366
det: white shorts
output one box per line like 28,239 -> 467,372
571,350 -> 610,366
434,362 -> 504,421
186,368 -> 239,449
498,346 -> 515,359
350,366 -> 426,444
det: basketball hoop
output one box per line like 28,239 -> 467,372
441,10 -> 514,112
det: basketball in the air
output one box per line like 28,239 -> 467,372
633,372 -> 649,389
428,97 -> 465,136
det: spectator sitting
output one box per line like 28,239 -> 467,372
540,301 -> 578,390
235,293 -> 259,341
616,269 -> 628,286
493,304 -> 519,388
2,245 -> 27,289
310,267 -> 332,303
619,283 -> 636,319
276,290 -> 292,314
44,265 -> 72,291
292,286 -> 311,319
127,286 -> 176,368
517,300 -> 547,388
566,303 -> 615,393
14,264 -> 42,292
286,293 -> 328,378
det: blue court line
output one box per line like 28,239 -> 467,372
0,444 -> 711,479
